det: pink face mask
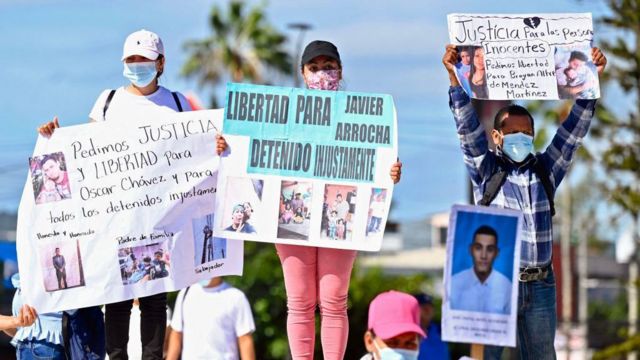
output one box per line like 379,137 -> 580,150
305,69 -> 340,90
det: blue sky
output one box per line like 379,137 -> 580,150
0,0 -> 618,224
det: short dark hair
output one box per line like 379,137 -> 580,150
473,225 -> 498,246
569,51 -> 588,63
493,104 -> 534,131
55,247 -> 60,251
40,154 -> 59,167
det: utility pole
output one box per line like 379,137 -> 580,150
629,214 -> 640,360
287,23 -> 312,87
577,210 -> 589,358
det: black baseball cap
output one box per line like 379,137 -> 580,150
301,40 -> 340,65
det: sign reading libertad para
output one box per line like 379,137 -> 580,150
448,13 -> 600,100
17,110 -> 243,313
213,83 -> 397,251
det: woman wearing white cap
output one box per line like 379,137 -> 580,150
275,40 -> 402,360
38,29 -> 227,360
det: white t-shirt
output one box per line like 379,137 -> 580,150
450,267 -> 512,314
88,86 -> 192,122
171,282 -> 255,360
370,200 -> 385,218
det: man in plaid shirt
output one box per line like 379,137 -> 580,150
443,44 -> 607,360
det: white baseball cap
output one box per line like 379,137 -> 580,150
121,29 -> 164,61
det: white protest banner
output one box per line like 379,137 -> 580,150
16,110 -> 243,313
442,205 -> 523,347
213,83 -> 397,251
448,13 -> 599,100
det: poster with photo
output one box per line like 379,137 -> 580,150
214,83 -> 398,251
442,204 -> 523,347
447,13 -> 599,100
16,109 -> 243,313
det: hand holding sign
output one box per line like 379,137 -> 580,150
442,45 -> 461,87
592,47 -> 607,75
37,117 -> 60,138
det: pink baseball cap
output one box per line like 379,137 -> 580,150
368,290 -> 426,340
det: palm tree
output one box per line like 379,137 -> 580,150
182,1 -> 292,105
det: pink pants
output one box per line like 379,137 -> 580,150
276,244 -> 357,360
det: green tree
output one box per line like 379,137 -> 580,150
593,0 -> 640,220
182,1 -> 292,106
588,0 -> 640,357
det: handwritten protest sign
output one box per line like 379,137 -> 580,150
442,205 -> 523,347
448,13 -> 599,100
213,83 -> 397,251
16,110 -> 243,313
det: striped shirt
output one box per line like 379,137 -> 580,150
449,86 -> 596,267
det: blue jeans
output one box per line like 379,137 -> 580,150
16,339 -> 65,360
484,269 -> 557,360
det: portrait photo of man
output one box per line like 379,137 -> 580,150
52,247 -> 67,290
30,152 -> 72,205
450,225 -> 512,314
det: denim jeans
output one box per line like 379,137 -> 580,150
484,269 -> 557,360
16,339 -> 65,360
105,292 -> 167,360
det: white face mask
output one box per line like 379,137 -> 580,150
373,339 -> 419,360
123,61 -> 157,88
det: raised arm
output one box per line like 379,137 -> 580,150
541,47 -> 606,187
443,44 -> 495,185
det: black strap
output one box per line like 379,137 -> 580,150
102,89 -> 117,120
172,92 -> 183,112
532,156 -> 556,217
180,286 -> 191,329
479,158 -> 508,206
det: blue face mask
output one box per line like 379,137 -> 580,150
501,132 -> 533,163
374,341 -> 419,360
123,61 -> 157,87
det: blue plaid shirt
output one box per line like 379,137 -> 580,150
449,86 -> 596,267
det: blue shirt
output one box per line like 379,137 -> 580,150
10,273 -> 64,346
449,86 -> 596,267
418,322 -> 450,360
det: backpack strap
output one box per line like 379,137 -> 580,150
532,155 -> 556,217
180,286 -> 191,330
172,92 -> 183,112
102,89 -> 117,120
479,158 -> 508,206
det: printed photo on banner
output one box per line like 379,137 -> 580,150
29,152 -> 72,205
278,181 -> 313,240
366,188 -> 387,238
39,240 -> 85,292
321,184 -> 356,241
118,242 -> 171,285
554,44 -> 600,99
442,205 -> 522,347
454,46 -> 488,99
220,176 -> 263,235
192,213 -> 227,266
